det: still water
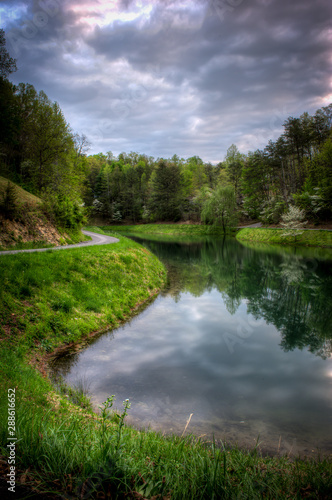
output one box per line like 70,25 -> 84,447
53,235 -> 332,456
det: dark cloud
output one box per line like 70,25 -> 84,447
1,0 -> 331,161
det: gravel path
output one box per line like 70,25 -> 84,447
238,223 -> 263,228
0,230 -> 119,256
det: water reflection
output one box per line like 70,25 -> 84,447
133,235 -> 332,359
52,235 -> 332,456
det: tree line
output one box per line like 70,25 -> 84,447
81,104 -> 332,227
1,29 -> 331,229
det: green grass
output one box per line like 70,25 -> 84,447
0,232 -> 165,353
236,227 -> 332,248
0,228 -> 331,498
0,240 -> 56,251
100,223 -> 235,236
0,175 -> 42,206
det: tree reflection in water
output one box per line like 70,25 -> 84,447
130,234 -> 332,359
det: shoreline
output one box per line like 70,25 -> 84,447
236,227 -> 332,248
0,228 -> 331,499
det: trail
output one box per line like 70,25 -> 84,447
0,230 -> 119,255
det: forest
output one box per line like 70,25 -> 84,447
1,29 -> 332,230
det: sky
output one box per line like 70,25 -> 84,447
1,0 -> 331,163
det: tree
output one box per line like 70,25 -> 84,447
224,144 -> 244,195
280,205 -> 307,240
0,79 -> 21,174
0,180 -> 18,219
0,29 -> 17,79
201,186 -> 238,232
241,150 -> 270,219
148,159 -> 183,221
17,85 -> 74,194
307,138 -> 332,218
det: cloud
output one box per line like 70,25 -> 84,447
2,0 -> 331,161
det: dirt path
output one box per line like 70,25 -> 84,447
0,230 -> 119,256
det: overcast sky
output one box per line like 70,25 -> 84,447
1,0 -> 331,163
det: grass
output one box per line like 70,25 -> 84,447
0,228 -> 331,498
104,223 -> 234,236
0,175 -> 42,206
105,223 -> 332,248
0,231 -> 165,353
236,227 -> 332,248
0,240 -> 55,251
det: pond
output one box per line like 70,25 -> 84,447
52,234 -> 332,457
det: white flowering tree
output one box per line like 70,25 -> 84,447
280,205 -> 307,241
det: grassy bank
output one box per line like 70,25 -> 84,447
236,227 -> 332,248
104,223 -> 233,236
0,231 -> 165,353
0,230 -> 331,498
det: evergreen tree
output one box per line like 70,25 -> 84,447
149,159 -> 183,221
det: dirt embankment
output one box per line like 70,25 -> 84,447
0,212 -> 66,248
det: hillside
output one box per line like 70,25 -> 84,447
0,176 -> 42,206
0,177 -> 81,249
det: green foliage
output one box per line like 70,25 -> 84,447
307,138 -> 332,217
293,181 -> 324,220
82,103 -> 331,226
0,29 -> 17,79
43,192 -> 86,229
201,186 -> 238,232
259,196 -> 286,224
149,159 -> 184,221
0,76 -> 86,218
16,84 -> 76,194
0,180 -> 18,219
224,144 -> 244,194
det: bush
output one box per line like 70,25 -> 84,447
259,196 -> 286,224
43,193 -> 86,229
293,182 -> 325,221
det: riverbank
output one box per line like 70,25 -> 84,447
105,223 -> 232,236
236,227 -> 332,247
0,229 -> 331,498
101,223 -> 332,248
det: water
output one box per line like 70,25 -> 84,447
52,235 -> 332,456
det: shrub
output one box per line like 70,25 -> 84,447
259,196 -> 286,224
43,193 -> 86,229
